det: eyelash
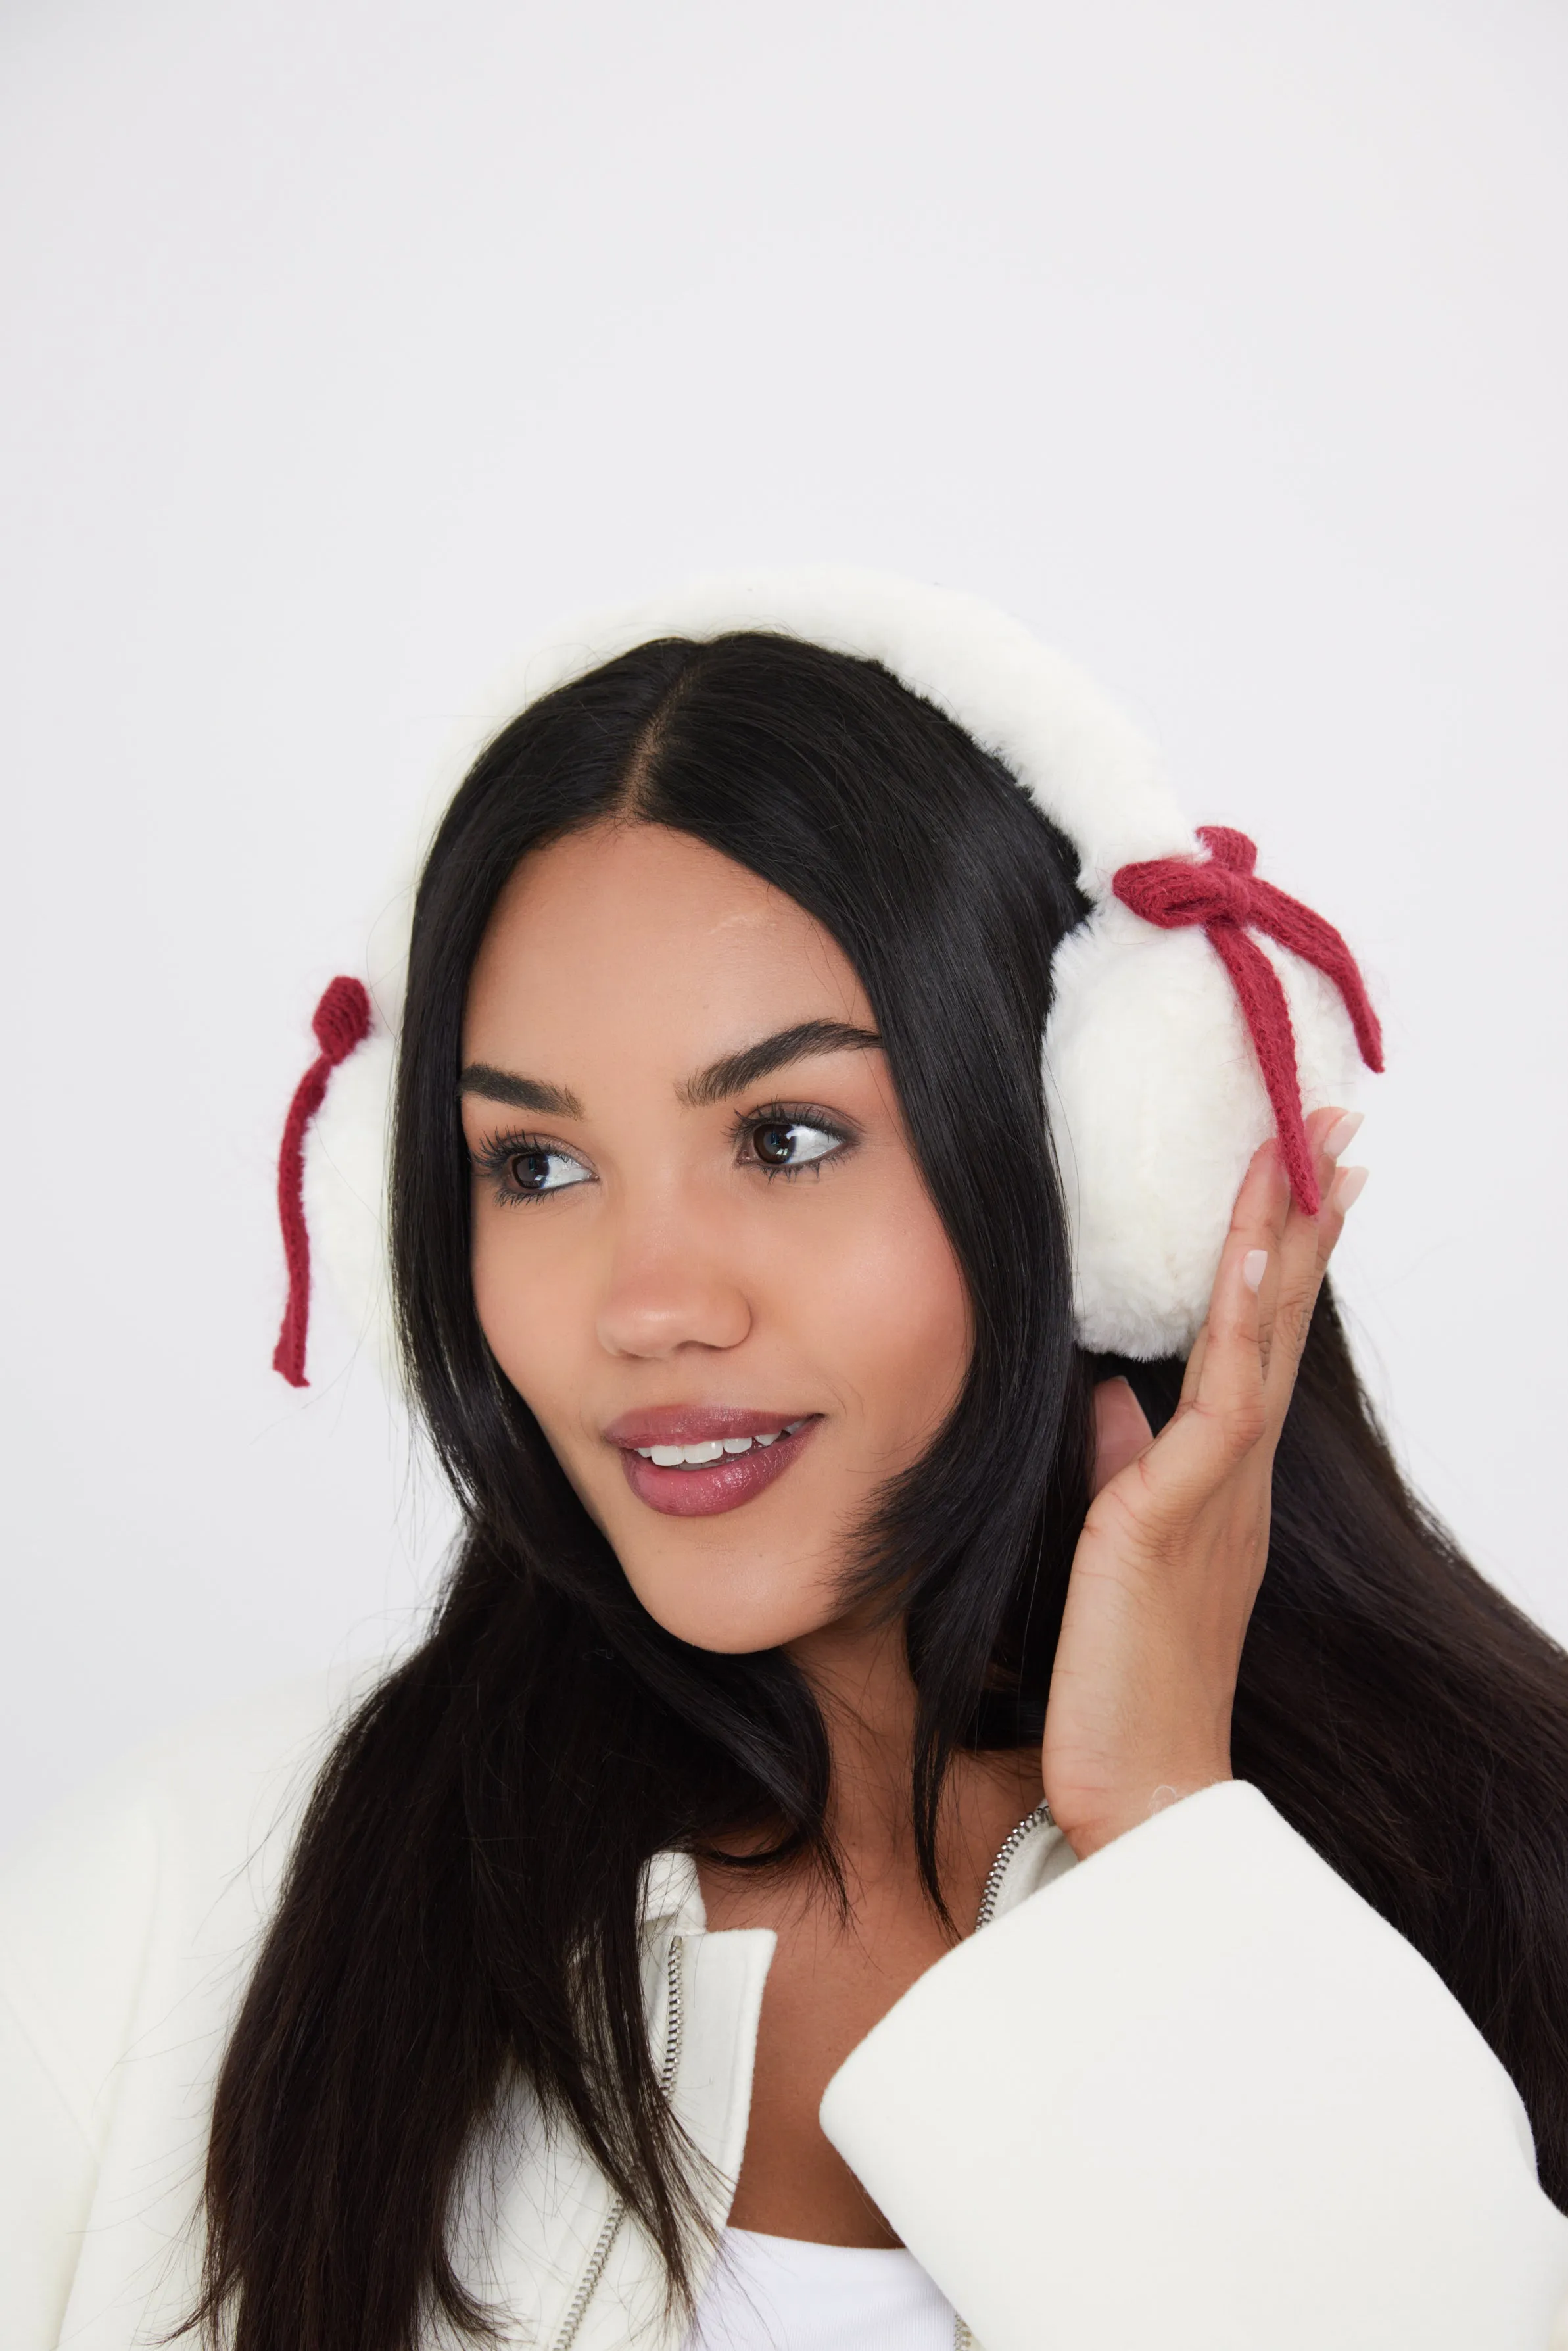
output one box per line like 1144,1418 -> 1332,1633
468,1130 -> 573,1207
469,1101 -> 858,1206
726,1101 -> 857,1180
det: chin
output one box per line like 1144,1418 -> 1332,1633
627,1574 -> 837,1658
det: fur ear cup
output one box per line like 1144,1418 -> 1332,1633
1046,901 -> 1367,1357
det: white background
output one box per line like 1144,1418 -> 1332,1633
2,0 -> 1564,1850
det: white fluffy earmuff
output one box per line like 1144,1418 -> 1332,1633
289,567 -> 1378,1379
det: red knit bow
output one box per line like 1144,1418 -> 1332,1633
1111,826 -> 1383,1214
272,975 -> 373,1388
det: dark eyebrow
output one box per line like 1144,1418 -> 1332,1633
678,1019 -> 882,1108
458,1065 -> 584,1117
458,1021 -> 880,1123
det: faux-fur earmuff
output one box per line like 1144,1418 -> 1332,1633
287,567 -> 1377,1378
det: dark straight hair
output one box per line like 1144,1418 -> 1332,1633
193,635 -> 1568,2351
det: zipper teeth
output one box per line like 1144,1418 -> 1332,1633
551,2202 -> 622,2351
953,1798 -> 1054,2351
556,1804 -> 1050,2351
657,1926 -> 685,2097
551,1931 -> 685,2351
972,1798 -> 1053,1933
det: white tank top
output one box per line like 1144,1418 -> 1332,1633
684,2227 -> 956,2351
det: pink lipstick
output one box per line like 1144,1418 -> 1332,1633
603,1405 -> 822,1518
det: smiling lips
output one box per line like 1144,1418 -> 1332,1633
604,1406 -> 821,1518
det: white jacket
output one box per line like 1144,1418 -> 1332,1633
3,1670 -> 1567,2351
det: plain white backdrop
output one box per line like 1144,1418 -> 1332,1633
1,0 -> 1564,1851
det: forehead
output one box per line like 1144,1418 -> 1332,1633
463,819 -> 872,1054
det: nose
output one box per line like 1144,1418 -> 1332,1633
595,1204 -> 753,1361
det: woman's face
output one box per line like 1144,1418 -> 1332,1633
460,819 -> 972,1654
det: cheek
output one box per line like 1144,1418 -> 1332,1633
804,1180 -> 972,1446
469,1218 -> 582,1424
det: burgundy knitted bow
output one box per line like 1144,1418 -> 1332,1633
1111,825 -> 1383,1214
272,975 -> 373,1388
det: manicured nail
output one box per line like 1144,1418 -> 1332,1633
1322,1109 -> 1364,1159
1331,1165 -> 1369,1213
1242,1248 -> 1268,1292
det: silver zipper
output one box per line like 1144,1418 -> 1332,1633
972,1797 -> 1053,1933
550,1929 -> 686,2351
953,1798 -> 1054,2351
552,1801 -> 1051,2351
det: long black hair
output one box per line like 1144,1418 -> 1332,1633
193,634 -> 1568,2351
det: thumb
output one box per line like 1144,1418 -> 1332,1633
1092,1376 -> 1154,1495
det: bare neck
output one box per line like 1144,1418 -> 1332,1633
783,1611 -> 1040,1897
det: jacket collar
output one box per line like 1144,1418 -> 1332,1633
638,1805 -> 1068,1939
640,1847 -> 706,1933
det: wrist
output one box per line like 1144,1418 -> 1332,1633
1054,1763 -> 1233,1862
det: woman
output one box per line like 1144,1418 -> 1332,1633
5,571 -> 1568,2351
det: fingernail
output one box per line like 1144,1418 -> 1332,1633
1242,1248 -> 1268,1292
1322,1109 -> 1364,1159
1331,1165 -> 1369,1213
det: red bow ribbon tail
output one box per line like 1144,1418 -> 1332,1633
1239,875 -> 1385,1077
1202,920 -> 1322,1212
1110,827 -> 1381,1219
272,976 -> 373,1388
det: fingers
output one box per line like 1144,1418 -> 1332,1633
1179,1107 -> 1369,1446
1256,1105 -> 1367,1409
1091,1377 -> 1155,1495
1179,1142 -> 1287,1439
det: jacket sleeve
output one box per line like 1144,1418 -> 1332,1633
0,1983 -> 101,2349
0,1769 -> 163,2351
819,1780 -> 1568,2351
0,1674 -> 356,2351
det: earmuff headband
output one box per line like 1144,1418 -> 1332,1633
274,569 -> 1379,1380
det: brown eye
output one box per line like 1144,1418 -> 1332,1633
744,1117 -> 845,1173
508,1150 -> 556,1194
488,1145 -> 591,1200
753,1123 -> 797,1167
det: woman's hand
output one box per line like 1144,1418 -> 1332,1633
1041,1105 -> 1367,1860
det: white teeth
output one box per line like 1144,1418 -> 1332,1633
753,1419 -> 807,1450
636,1419 -> 810,1466
642,1439 -> 734,1466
